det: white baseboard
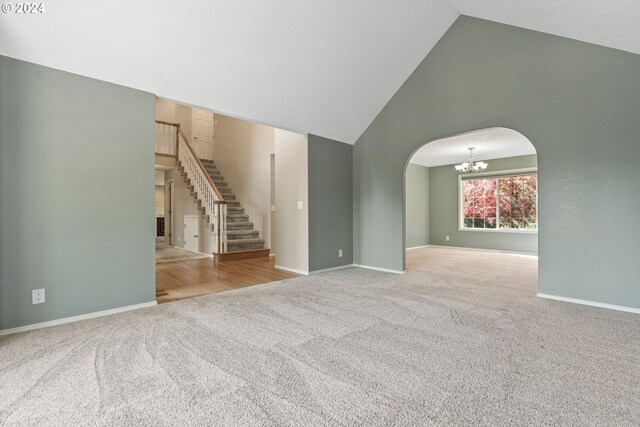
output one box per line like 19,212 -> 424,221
353,264 -> 405,274
427,244 -> 538,257
0,301 -> 158,336
309,264 -> 354,275
537,293 -> 640,315
406,245 -> 430,251
279,263 -> 405,275
274,265 -> 309,276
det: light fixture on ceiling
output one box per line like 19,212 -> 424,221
454,147 -> 488,173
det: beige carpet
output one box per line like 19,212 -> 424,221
156,242 -> 211,263
1,247 -> 639,425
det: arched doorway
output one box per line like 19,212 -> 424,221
403,127 -> 538,286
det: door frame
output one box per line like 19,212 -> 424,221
165,179 -> 175,246
270,153 -> 276,256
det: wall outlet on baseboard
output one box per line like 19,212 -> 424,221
32,289 -> 45,304
338,249 -> 343,257
445,235 -> 450,241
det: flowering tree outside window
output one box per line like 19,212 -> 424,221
463,178 -> 497,228
462,174 -> 537,230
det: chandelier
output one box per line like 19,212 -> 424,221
454,147 -> 488,173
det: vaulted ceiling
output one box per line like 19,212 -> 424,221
1,1 -> 639,144
410,128 -> 536,167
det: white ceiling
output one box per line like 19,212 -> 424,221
1,1 -> 639,144
409,127 -> 536,167
0,0 -> 457,144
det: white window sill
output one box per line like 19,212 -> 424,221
458,228 -> 538,234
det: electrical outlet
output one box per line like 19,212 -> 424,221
338,249 -> 343,257
32,289 -> 45,304
297,201 -> 303,210
446,235 -> 450,241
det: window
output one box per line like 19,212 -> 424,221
460,170 -> 537,231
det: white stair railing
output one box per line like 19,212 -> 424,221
155,120 -> 227,253
155,121 -> 178,156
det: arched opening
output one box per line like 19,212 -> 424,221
403,127 -> 538,289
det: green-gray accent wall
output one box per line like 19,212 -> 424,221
405,163 -> 429,248
308,134 -> 353,271
0,56 -> 156,330
428,155 -> 537,253
354,17 -> 640,309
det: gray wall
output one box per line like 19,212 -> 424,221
354,17 -> 640,309
0,56 -> 156,330
429,155 -> 537,253
308,135 -> 353,271
405,163 -> 429,248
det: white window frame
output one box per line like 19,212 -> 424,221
458,167 -> 538,234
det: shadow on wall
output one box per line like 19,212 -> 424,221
404,127 -> 538,255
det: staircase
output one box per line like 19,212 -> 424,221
158,120 -> 269,260
196,159 -> 266,254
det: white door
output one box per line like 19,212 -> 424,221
184,215 -> 199,252
192,109 -> 214,159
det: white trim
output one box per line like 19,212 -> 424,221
458,167 -> 538,180
353,264 -> 405,274
406,245 -> 430,251
427,245 -> 538,257
165,179 -> 175,246
458,227 -> 538,234
0,301 -> 158,336
537,293 -> 640,315
309,264 -> 354,274
274,265 -> 309,276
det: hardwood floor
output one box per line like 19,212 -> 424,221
156,256 -> 297,304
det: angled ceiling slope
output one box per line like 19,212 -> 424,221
0,0 -> 457,144
1,1 -> 640,144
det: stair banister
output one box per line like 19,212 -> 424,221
155,120 -> 228,254
177,127 -> 226,202
177,125 -> 228,253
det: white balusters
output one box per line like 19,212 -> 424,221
155,122 -> 177,155
176,130 -> 227,253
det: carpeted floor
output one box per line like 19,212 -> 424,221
1,247 -> 639,425
156,242 -> 211,263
